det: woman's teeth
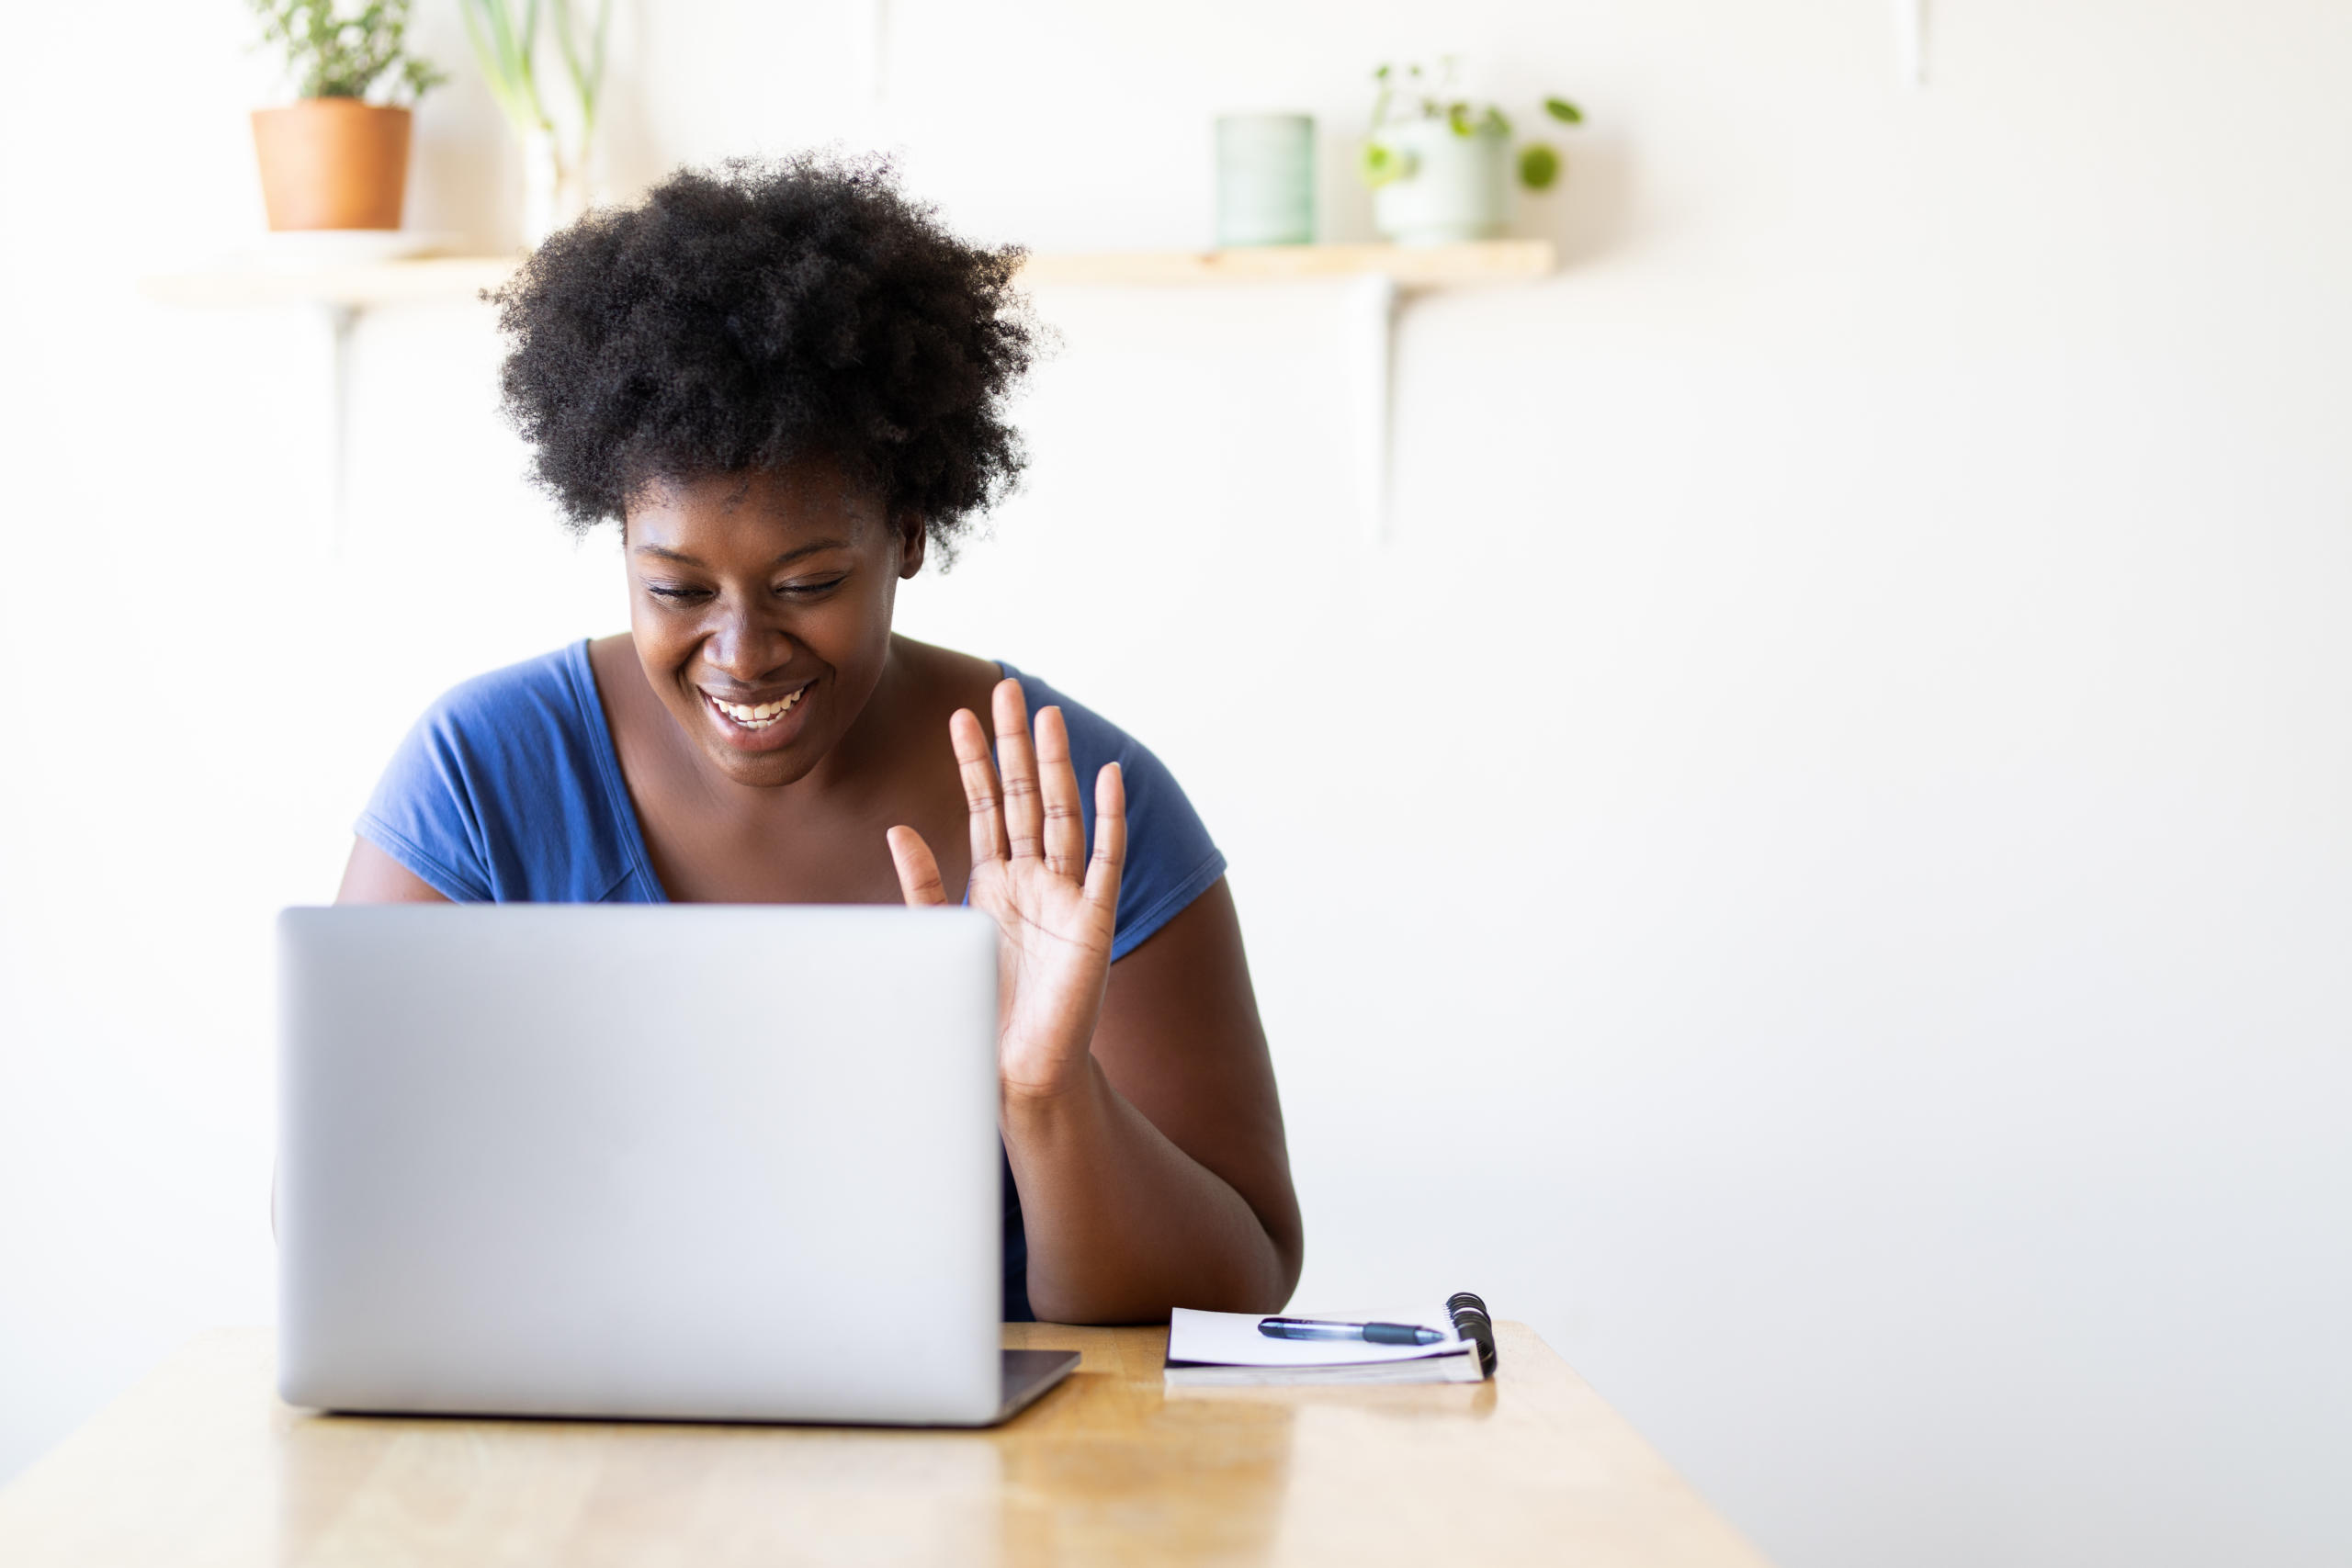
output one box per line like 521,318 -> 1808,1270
707,688 -> 804,730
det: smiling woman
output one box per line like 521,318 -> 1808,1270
336,154 -> 1303,1324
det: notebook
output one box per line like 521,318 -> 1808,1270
1163,1292 -> 1499,1387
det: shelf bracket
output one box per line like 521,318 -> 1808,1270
1896,0 -> 1928,86
323,303 -> 356,557
1347,273 -> 1401,543
855,0 -> 889,101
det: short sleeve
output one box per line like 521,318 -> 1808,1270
1001,668 -> 1227,961
356,699 -> 499,902
355,645 -> 649,905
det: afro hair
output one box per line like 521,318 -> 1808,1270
489,152 -> 1036,555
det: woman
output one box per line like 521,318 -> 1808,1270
337,155 -> 1303,1325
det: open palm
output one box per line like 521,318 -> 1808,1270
887,681 -> 1125,1100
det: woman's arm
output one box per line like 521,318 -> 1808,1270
888,680 -> 1303,1324
335,838 -> 453,903
1006,876 -> 1303,1322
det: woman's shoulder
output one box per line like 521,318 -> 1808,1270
1001,665 -> 1141,767
387,642 -> 616,805
414,641 -> 599,739
992,661 -> 1229,962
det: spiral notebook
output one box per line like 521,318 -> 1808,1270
1162,1292 -> 1499,1387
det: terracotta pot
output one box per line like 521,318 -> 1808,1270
251,100 -> 412,231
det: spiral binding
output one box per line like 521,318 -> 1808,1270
1446,1291 -> 1498,1378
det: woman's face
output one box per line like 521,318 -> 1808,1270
623,462 -> 923,788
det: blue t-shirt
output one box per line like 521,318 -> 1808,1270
356,640 -> 1227,1321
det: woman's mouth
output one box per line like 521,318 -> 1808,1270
703,683 -> 808,733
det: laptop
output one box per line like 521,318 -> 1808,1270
276,903 -> 1077,1426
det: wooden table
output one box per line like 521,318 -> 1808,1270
0,1322 -> 1769,1566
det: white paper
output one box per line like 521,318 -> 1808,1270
1167,1305 -> 1467,1369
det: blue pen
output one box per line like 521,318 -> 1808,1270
1258,1315 -> 1444,1346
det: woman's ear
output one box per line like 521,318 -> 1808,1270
897,513 -> 928,579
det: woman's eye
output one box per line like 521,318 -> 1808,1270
778,577 -> 847,598
646,583 -> 710,604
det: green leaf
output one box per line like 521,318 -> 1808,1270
520,0 -> 545,98
248,0 -> 441,104
1482,106 -> 1511,137
1447,101 -> 1472,137
1518,143 -> 1561,191
1359,141 -> 1399,188
551,0 -> 612,130
1374,62 -> 1391,81
459,0 -> 549,132
458,1 -> 522,119
1544,96 -> 1584,124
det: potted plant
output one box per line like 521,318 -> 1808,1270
246,0 -> 446,231
1359,61 -> 1583,245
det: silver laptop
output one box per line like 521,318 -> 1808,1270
277,904 -> 1077,1426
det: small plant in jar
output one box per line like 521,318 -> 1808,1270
1359,60 -> 1583,244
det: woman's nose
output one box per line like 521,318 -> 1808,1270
703,609 -> 787,682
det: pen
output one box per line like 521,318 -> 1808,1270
1257,1315 -> 1445,1346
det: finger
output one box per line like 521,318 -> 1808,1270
949,707 -> 1006,867
886,826 -> 951,908
1082,761 -> 1126,914
993,679 -> 1045,862
1035,706 -> 1086,879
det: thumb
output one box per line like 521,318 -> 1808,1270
887,826 -> 952,908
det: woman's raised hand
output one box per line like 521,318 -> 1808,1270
887,680 -> 1125,1100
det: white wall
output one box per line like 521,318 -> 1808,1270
3,3 -> 2347,1564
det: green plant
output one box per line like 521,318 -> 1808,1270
245,0 -> 445,102
458,0 -> 612,144
1362,59 -> 1583,193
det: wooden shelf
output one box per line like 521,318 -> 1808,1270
142,255 -> 518,310
141,241 -> 1554,309
1020,240 -> 1555,288
141,239 -> 1555,547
